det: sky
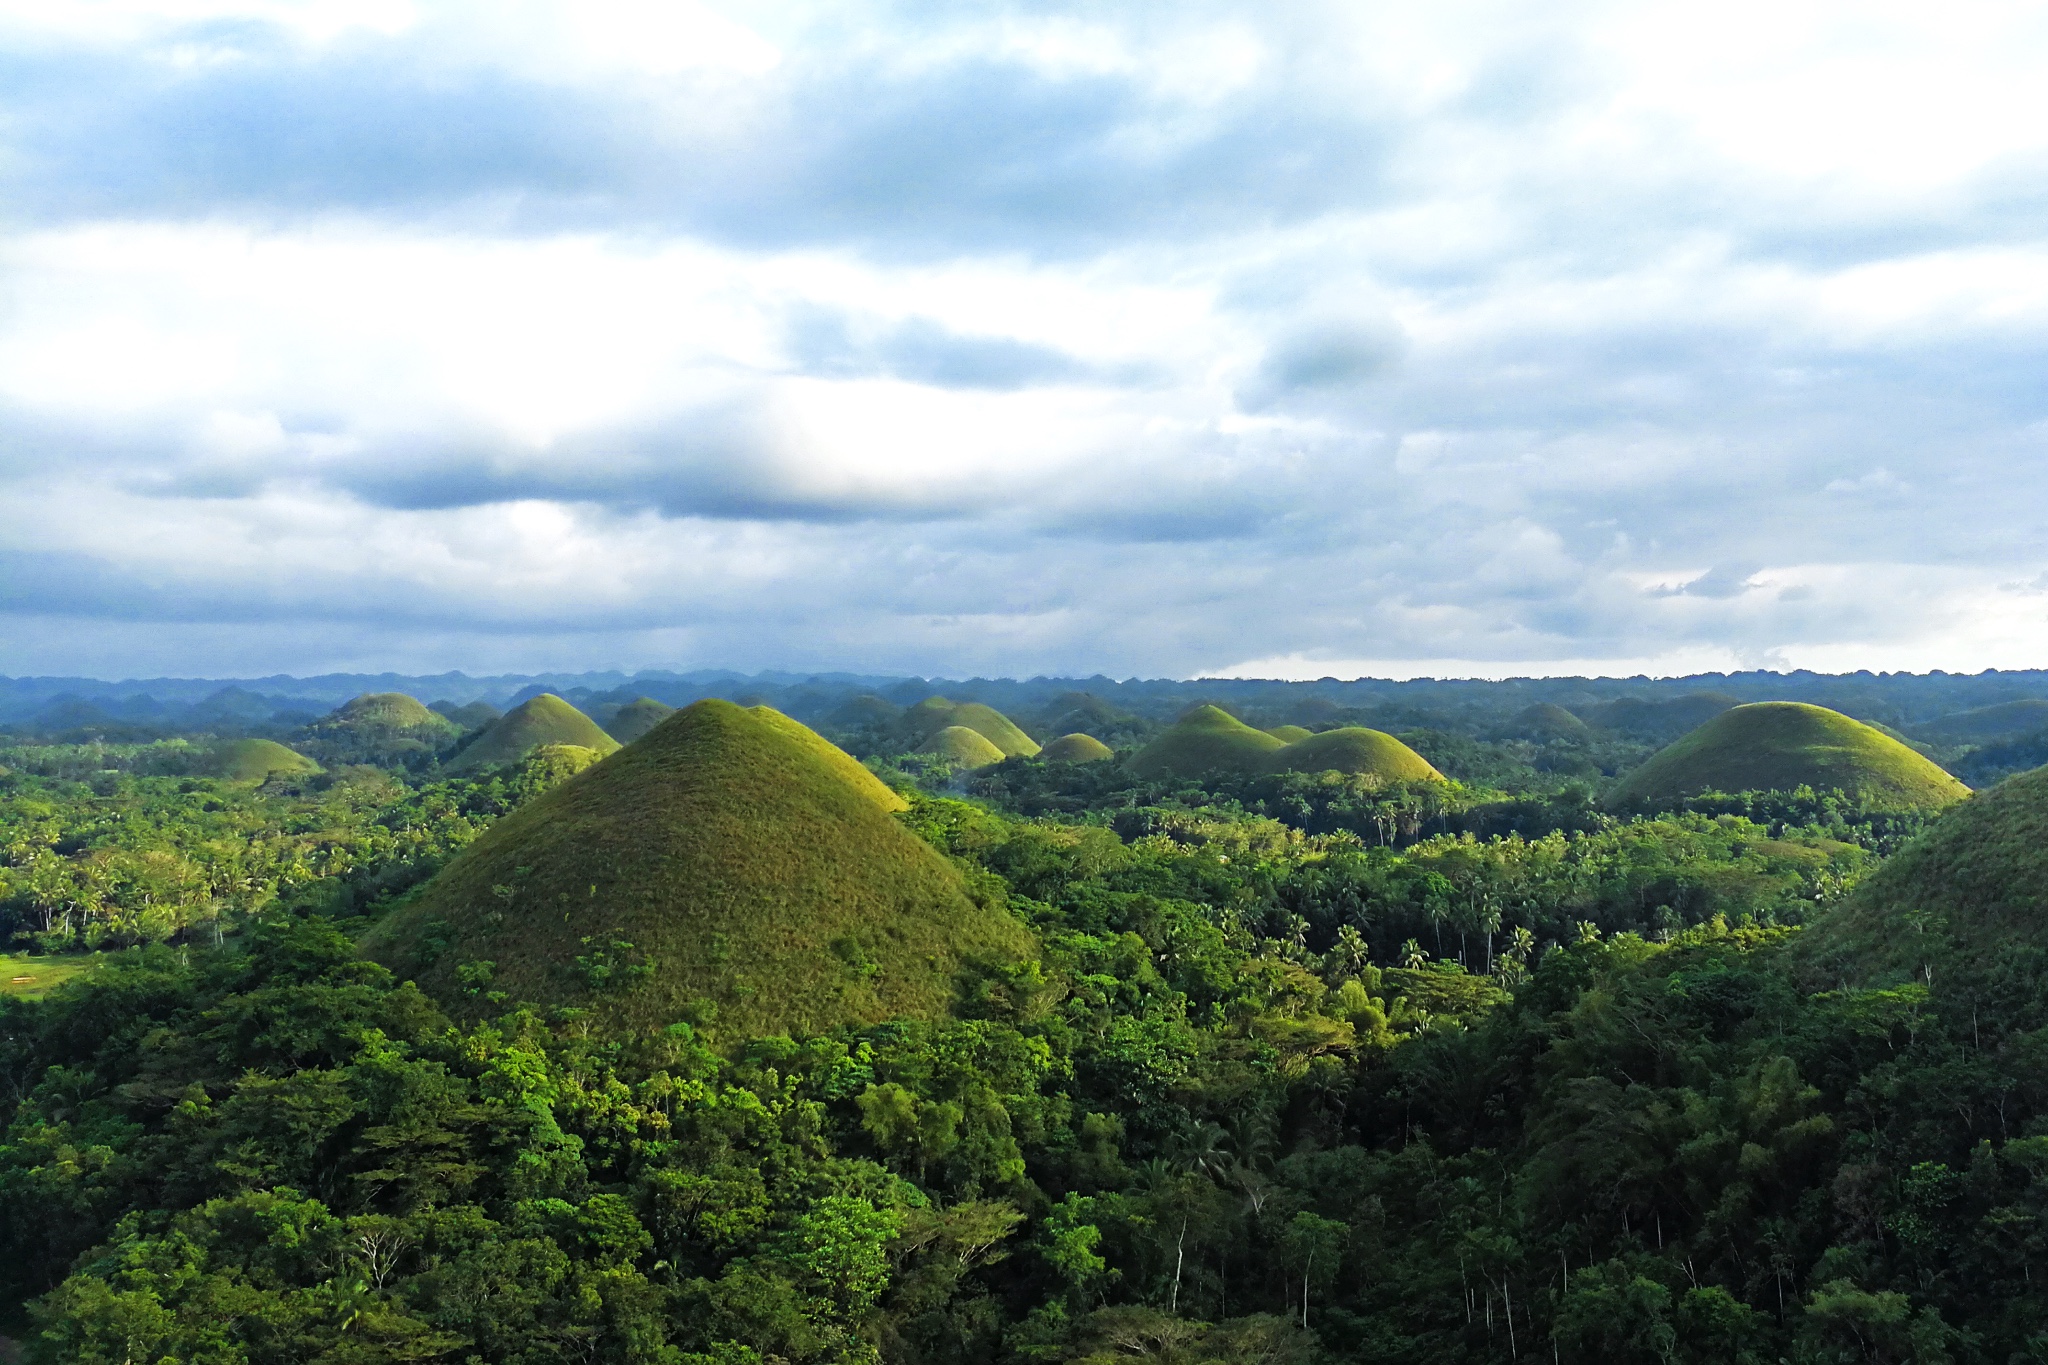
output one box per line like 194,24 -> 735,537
4,0 -> 2048,681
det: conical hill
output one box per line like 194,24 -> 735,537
1510,702 -> 1591,740
1042,733 -> 1114,764
1129,705 -> 1286,779
923,725 -> 1007,769
1264,725 -> 1314,744
300,692 -> 458,765
1608,702 -> 1968,811
1810,765 -> 2048,983
1269,728 -> 1442,782
446,694 -> 621,774
361,700 -> 1031,1038
329,692 -> 445,729
206,738 -> 321,783
605,697 -> 676,744
901,698 -> 1040,757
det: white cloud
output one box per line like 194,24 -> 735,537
5,0 -> 2048,677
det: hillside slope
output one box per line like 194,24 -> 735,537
1129,705 -> 1286,779
901,698 -> 1041,757
1609,702 -> 1968,810
446,694 -> 621,773
1269,727 -> 1442,781
1811,764 -> 2048,981
362,700 -> 1030,1038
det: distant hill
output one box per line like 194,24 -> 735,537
299,692 -> 460,766
1041,733 -> 1114,763
1506,702 -> 1591,741
826,694 -> 903,731
921,725 -> 1007,769
900,698 -> 1040,757
603,697 -> 675,744
204,738 -> 320,784
1608,702 -> 1969,810
430,699 -> 501,730
1269,727 -> 1442,782
1812,765 -> 2048,983
445,695 -> 620,774
1032,691 -> 1144,743
362,700 -> 1033,1039
1579,691 -> 1739,741
1129,705 -> 1286,779
1264,725 -> 1314,743
1911,698 -> 2048,744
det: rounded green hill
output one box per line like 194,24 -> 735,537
326,693 -> 446,729
1811,764 -> 2048,982
1264,725 -> 1314,744
1510,702 -> 1591,740
1129,705 -> 1286,779
1269,727 -> 1442,782
1041,733 -> 1114,764
206,738 -> 321,784
431,699 -> 502,731
361,700 -> 1032,1039
1608,702 -> 1969,810
901,698 -> 1040,757
605,697 -> 676,744
923,725 -> 1007,769
446,695 -> 621,774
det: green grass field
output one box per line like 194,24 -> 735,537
0,952 -> 96,999
1609,701 -> 1969,810
363,700 -> 1031,1042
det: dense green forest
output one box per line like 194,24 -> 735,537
2,679 -> 2045,1364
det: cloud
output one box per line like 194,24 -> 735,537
6,1 -> 2048,677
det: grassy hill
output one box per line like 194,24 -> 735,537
1129,705 -> 1286,779
1041,733 -> 1114,763
1912,698 -> 2048,744
430,699 -> 501,730
1508,702 -> 1591,740
300,692 -> 460,766
361,700 -> 1032,1039
901,698 -> 1040,757
205,738 -> 321,784
1268,727 -> 1442,782
1580,691 -> 1739,741
446,695 -> 620,774
1810,764 -> 2048,983
1608,702 -> 1969,810
604,697 -> 675,744
922,725 -> 1007,769
1264,724 -> 1314,743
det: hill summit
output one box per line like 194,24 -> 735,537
1129,705 -> 1286,779
1272,727 -> 1442,782
362,700 -> 1032,1039
205,738 -> 321,784
901,698 -> 1040,757
1609,702 -> 1968,810
603,697 -> 676,744
446,694 -> 620,774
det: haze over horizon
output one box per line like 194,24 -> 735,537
6,1 -> 2048,682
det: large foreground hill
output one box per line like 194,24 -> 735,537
362,699 -> 1033,1038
